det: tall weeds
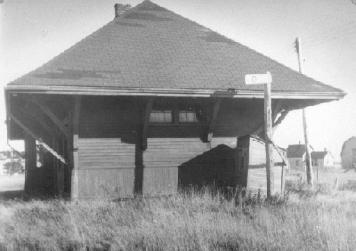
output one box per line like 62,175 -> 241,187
0,189 -> 356,250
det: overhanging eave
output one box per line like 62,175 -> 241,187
5,85 -> 346,100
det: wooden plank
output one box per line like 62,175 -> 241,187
206,99 -> 221,142
71,96 -> 81,200
24,135 -> 36,194
141,98 -> 154,150
264,81 -> 274,198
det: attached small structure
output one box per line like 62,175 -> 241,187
4,1 -> 345,199
341,137 -> 356,170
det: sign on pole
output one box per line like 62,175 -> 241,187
244,71 -> 274,198
245,72 -> 272,85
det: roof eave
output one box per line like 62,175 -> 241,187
5,85 -> 346,100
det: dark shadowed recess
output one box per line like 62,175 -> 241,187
179,145 -> 236,190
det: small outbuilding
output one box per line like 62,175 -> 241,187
287,144 -> 307,170
341,137 -> 356,170
4,1 -> 345,199
311,150 -> 334,169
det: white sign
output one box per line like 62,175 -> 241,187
245,71 -> 272,85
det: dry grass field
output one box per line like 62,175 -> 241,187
0,169 -> 356,250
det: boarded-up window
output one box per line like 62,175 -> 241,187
149,110 -> 173,123
179,111 -> 198,123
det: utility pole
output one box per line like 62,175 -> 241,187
295,37 -> 314,186
245,72 -> 274,198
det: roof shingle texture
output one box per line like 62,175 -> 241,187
9,1 -> 343,94
287,144 -> 306,158
311,151 -> 327,159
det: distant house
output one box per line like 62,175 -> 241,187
311,150 -> 334,169
287,144 -> 307,170
341,137 -> 356,170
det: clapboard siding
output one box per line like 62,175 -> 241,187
144,138 -> 210,166
211,137 -> 237,148
78,138 -> 135,169
77,138 -> 136,198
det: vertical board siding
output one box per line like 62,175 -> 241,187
78,138 -> 136,198
143,138 -> 209,195
143,167 -> 178,195
143,137 -> 237,194
77,169 -> 135,198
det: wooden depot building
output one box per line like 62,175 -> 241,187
5,1 -> 345,199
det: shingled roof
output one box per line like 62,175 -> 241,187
311,151 -> 328,159
6,0 -> 345,100
287,144 -> 306,158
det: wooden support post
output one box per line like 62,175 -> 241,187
56,138 -> 64,196
264,80 -> 274,198
207,99 -> 221,142
245,71 -> 274,197
141,98 -> 154,150
24,134 -> 36,195
295,37 -> 314,186
71,96 -> 81,200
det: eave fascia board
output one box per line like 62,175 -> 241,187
5,85 -> 346,100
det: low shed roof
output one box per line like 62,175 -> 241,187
311,151 -> 328,159
6,0 -> 345,100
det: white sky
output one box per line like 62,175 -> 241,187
1,0 -> 356,160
